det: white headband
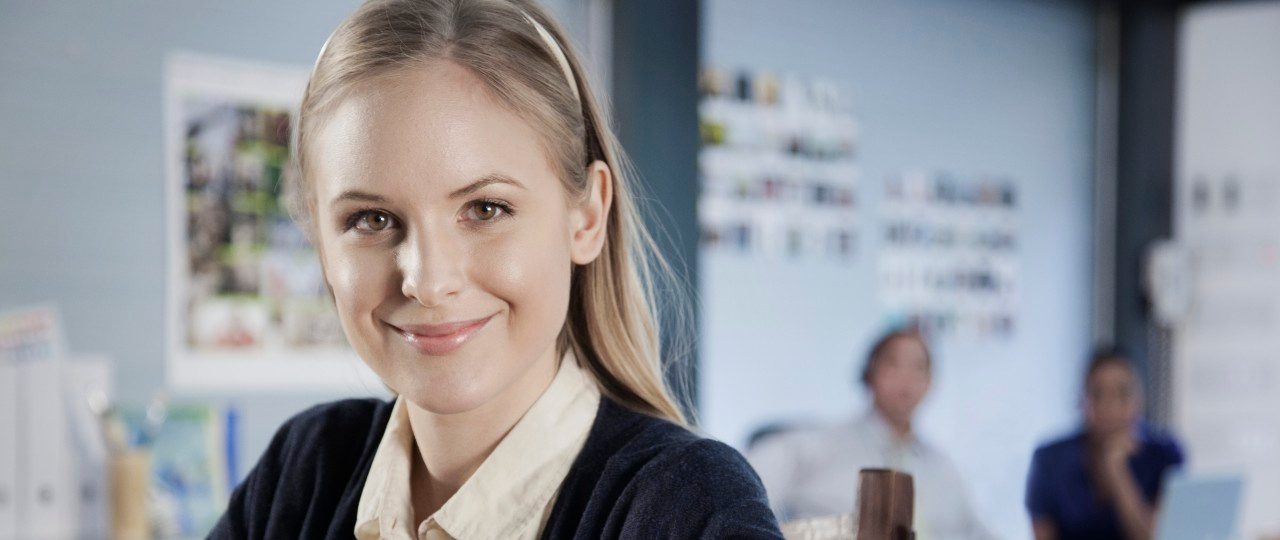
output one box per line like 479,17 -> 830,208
522,12 -> 581,102
308,9 -> 581,104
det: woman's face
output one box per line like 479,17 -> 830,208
1084,360 -> 1141,437
308,61 -> 610,415
868,336 -> 932,424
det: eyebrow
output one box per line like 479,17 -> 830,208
329,173 -> 526,206
449,173 -> 526,198
330,190 -> 388,206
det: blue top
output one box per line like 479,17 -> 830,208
1025,424 -> 1185,540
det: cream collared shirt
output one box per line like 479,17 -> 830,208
354,350 -> 601,540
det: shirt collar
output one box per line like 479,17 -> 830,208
355,391 -> 415,539
856,408 -> 923,456
355,349 -> 601,540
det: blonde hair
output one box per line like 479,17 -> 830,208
290,0 -> 692,425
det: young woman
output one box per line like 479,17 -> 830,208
208,0 -> 781,537
1026,348 -> 1185,540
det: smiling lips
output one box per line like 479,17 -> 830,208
393,314 -> 495,356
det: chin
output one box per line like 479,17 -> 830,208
886,407 -> 914,421
1096,423 -> 1131,437
393,366 -> 502,415
354,315 -> 559,417
361,343 -> 504,415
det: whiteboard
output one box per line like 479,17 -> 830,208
1174,3 -> 1280,537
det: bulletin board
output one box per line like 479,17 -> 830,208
163,52 -> 381,393
878,171 -> 1019,341
698,69 -> 860,263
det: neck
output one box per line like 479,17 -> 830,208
1085,425 -> 1130,446
405,345 -> 561,517
873,406 -> 914,441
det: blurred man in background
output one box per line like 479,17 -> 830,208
748,327 -> 996,539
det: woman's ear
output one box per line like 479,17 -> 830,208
569,160 -> 613,265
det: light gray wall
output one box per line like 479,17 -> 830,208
0,0 -> 585,486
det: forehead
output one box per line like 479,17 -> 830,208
1088,361 -> 1135,386
308,60 -> 555,198
882,335 -> 927,359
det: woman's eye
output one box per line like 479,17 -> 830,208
465,201 -> 508,222
353,211 -> 395,232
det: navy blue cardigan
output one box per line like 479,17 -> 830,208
208,396 -> 783,539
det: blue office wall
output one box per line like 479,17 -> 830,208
700,1 -> 1096,537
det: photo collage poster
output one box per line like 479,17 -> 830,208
878,171 -> 1020,341
696,66 -> 1021,342
697,68 -> 860,263
166,53 -> 349,372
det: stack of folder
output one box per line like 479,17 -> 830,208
1,306 -> 113,539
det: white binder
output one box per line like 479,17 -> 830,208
65,358 -> 113,540
16,359 -> 77,539
0,362 -> 17,540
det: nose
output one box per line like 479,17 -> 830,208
398,226 -> 465,307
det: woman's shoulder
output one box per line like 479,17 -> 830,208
1033,430 -> 1087,458
1029,431 -> 1089,476
545,398 -> 782,538
265,397 -> 394,468
1137,423 -> 1186,464
208,398 -> 393,538
251,397 -> 393,478
591,397 -> 755,480
623,418 -> 761,492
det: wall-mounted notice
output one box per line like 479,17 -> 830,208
878,171 -> 1019,341
164,52 -> 380,392
697,68 -> 859,263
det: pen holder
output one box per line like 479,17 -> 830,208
856,468 -> 914,540
110,449 -> 151,540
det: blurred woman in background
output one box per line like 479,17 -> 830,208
1026,347 -> 1185,540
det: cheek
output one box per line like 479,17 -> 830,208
473,219 -> 574,330
871,378 -> 901,398
1093,400 -> 1127,423
902,377 -> 927,398
882,372 -> 927,401
912,373 -> 931,393
320,241 -> 397,336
